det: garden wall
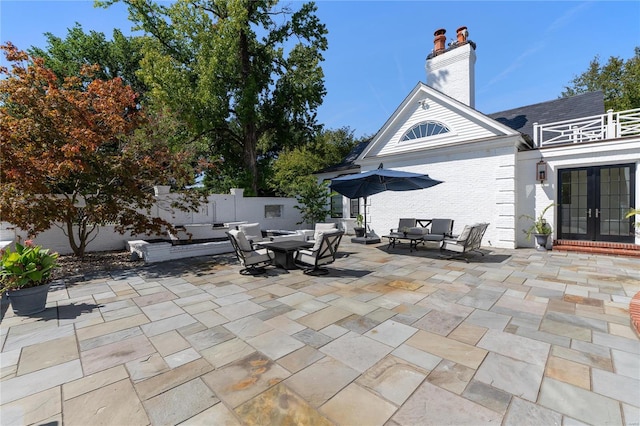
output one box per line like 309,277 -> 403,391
1,188 -> 307,255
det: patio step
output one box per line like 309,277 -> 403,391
553,240 -> 640,258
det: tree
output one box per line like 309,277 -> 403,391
294,181 -> 331,226
271,127 -> 361,196
97,0 -> 328,195
29,23 -> 148,98
561,47 -> 640,110
0,43 -> 203,257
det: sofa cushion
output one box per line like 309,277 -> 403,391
457,225 -> 473,241
315,223 -> 337,232
238,223 -> 263,243
312,231 -> 325,251
230,230 -> 252,251
407,226 -> 428,235
430,219 -> 453,235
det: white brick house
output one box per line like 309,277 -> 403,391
317,27 -> 640,252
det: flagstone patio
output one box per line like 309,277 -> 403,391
1,241 -> 639,425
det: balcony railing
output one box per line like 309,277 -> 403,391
533,108 -> 640,148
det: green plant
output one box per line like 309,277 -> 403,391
355,214 -> 364,227
294,181 -> 331,226
627,208 -> 640,234
0,241 -> 59,294
521,203 -> 555,240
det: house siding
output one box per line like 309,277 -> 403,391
373,98 -> 502,157
362,140 -> 519,249
516,137 -> 640,248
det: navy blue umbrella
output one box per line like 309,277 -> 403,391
330,169 -> 443,238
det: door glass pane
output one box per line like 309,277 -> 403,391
599,166 -> 632,237
330,194 -> 343,218
349,198 -> 359,218
561,169 -> 588,236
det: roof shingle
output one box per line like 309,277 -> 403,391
488,91 -> 605,139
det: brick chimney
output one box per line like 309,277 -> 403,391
426,26 -> 476,108
433,28 -> 446,53
456,26 -> 468,43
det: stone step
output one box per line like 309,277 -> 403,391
553,240 -> 640,258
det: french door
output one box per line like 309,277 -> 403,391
558,164 -> 635,243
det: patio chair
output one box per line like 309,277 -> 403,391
237,223 -> 267,247
294,230 -> 344,275
226,230 -> 274,275
422,218 -> 454,243
391,218 -> 417,234
306,222 -> 338,243
440,223 -> 489,262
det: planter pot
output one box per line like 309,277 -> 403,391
534,234 -> 550,251
7,283 -> 51,316
354,227 -> 365,238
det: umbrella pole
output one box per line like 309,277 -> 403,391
363,196 -> 367,239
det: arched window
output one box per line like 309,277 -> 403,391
401,121 -> 450,141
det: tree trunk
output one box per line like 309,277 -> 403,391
239,26 -> 259,195
244,123 -> 259,196
65,217 -> 86,258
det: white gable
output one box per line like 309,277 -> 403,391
361,83 -> 521,159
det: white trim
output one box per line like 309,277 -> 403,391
359,134 -> 523,167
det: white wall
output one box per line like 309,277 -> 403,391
516,137 -> 640,247
358,138 -> 520,249
7,189 -> 305,255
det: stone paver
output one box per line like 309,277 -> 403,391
391,381 -> 503,425
320,382 -> 396,426
64,378 -> 149,425
539,377 -> 623,424
143,378 -> 219,425
2,242 -> 640,425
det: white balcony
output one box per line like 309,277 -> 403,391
533,108 -> 640,148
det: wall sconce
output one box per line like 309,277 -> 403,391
536,159 -> 547,183
417,99 -> 429,109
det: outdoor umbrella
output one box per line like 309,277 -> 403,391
330,168 -> 443,239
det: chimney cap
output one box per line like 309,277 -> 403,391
433,28 -> 446,36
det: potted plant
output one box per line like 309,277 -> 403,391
521,203 -> 555,251
627,208 -> 639,235
1,241 -> 59,315
354,214 -> 365,237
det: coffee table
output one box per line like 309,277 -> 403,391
383,233 -> 424,252
258,240 -> 313,270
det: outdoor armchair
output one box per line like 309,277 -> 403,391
422,218 -> 454,243
390,218 -> 417,234
306,223 -> 338,243
440,223 -> 489,262
226,230 -> 274,275
294,230 -> 344,275
236,223 -> 267,248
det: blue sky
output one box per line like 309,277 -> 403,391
1,1 -> 639,138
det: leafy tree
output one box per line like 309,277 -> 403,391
271,127 -> 361,196
561,47 -> 640,110
0,43 -> 203,257
97,0 -> 328,196
294,181 -> 331,226
29,23 -> 148,98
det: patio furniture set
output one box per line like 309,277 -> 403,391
384,218 -> 489,262
226,222 -> 344,275
226,218 -> 490,274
